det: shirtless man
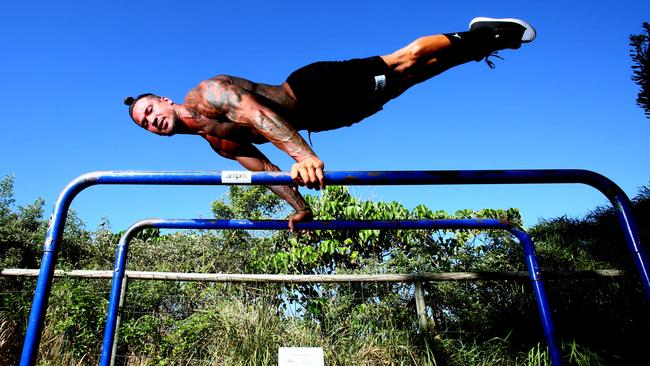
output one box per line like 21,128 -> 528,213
125,17 -> 536,229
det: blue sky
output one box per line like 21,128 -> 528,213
1,0 -> 649,231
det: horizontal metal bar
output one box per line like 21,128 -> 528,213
121,219 -> 515,235
1,269 -> 624,282
66,169 -> 618,187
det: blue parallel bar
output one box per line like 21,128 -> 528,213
100,218 -> 562,366
509,227 -> 561,366
21,169 -> 647,365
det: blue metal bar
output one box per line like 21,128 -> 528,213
22,169 -> 647,365
100,218 -> 562,366
509,227 -> 563,366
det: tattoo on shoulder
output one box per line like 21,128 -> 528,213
186,77 -> 247,117
206,81 -> 242,109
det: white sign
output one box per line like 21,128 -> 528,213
221,171 -> 252,184
278,347 -> 324,366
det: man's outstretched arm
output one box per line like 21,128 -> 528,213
195,79 -> 325,189
205,136 -> 313,231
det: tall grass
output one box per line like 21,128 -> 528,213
1,282 -> 606,365
438,335 -> 604,366
0,313 -> 19,365
163,296 -> 432,366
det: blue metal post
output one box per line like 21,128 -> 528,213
99,218 -> 563,366
510,228 -> 563,366
101,228 -> 132,365
19,177 -> 94,366
23,169 -> 646,365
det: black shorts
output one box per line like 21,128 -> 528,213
286,56 -> 394,132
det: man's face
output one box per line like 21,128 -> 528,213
131,96 -> 178,136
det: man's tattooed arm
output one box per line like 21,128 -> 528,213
196,78 -> 317,162
195,77 -> 325,189
204,136 -> 310,212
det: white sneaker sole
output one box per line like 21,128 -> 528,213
469,17 -> 537,43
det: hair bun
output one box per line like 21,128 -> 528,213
124,96 -> 135,106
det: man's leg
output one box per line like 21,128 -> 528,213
381,17 -> 536,96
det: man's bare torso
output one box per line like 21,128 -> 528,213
183,75 -> 299,146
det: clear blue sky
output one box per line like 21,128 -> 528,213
1,0 -> 649,231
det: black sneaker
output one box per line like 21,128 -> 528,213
469,17 -> 536,49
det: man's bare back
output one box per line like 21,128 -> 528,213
124,17 -> 536,229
